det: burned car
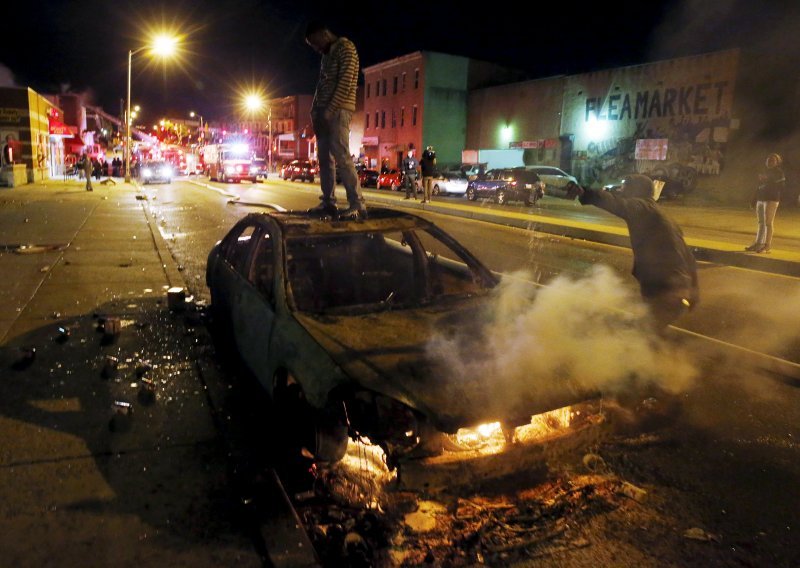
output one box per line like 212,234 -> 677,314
206,208 -> 587,466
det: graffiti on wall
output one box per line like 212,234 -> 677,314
572,74 -> 735,193
575,112 -> 731,193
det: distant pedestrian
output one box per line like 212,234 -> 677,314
402,150 -> 419,200
745,153 -> 785,254
2,134 -> 14,166
92,158 -> 101,180
305,20 -> 365,220
82,154 -> 93,191
420,145 -> 437,203
567,175 -> 699,330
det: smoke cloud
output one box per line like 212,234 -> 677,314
427,266 -> 699,417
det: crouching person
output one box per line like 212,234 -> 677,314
566,175 -> 699,330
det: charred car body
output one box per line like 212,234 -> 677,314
207,208 -> 585,466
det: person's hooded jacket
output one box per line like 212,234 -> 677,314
578,174 -> 699,304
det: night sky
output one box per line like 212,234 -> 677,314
2,0 -> 796,123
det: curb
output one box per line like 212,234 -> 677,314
133,181 -> 189,290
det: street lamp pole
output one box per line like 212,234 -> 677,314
125,49 -> 133,182
268,105 -> 272,178
125,46 -> 146,183
124,35 -> 178,183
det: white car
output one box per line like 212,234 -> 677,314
432,171 -> 469,196
140,162 -> 173,184
525,166 -> 578,199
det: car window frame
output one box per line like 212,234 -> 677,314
221,221 -> 261,278
245,223 -> 277,305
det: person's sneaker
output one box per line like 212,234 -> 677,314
338,206 -> 367,220
744,243 -> 760,251
307,201 -> 337,216
756,245 -> 771,253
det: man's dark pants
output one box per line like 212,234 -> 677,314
311,108 -> 363,209
404,174 -> 417,198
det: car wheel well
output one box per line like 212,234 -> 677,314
271,369 -> 348,463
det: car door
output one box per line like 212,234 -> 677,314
215,221 -> 259,317
473,170 -> 496,197
232,222 -> 278,385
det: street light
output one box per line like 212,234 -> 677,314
125,33 -> 179,182
189,111 -> 204,139
242,92 -> 272,177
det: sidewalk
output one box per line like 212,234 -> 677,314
364,189 -> 800,277
0,179 -> 259,566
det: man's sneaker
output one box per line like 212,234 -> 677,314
756,245 -> 771,253
307,201 -> 337,216
338,206 -> 367,220
744,243 -> 760,252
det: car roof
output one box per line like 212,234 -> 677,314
240,207 -> 432,237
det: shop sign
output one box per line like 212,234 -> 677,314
361,136 -> 379,146
0,108 -> 26,125
510,139 -> 557,149
635,138 -> 669,161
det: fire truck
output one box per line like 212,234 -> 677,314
202,142 -> 256,183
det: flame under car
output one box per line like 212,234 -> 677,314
206,208 -> 592,466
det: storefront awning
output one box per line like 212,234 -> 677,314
48,117 -> 74,137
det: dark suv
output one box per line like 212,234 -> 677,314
465,167 -> 545,205
282,160 -> 315,183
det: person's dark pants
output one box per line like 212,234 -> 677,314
311,108 -> 363,209
642,287 -> 693,331
404,174 -> 418,198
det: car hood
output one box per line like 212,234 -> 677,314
293,296 -> 585,432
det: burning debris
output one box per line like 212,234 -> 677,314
291,403 -> 642,566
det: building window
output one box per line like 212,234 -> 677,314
414,68 -> 419,89
412,105 -> 418,126
401,107 -> 405,127
393,76 -> 398,94
382,79 -> 387,96
391,109 -> 396,128
402,72 -> 407,91
381,110 -> 386,129
367,83 -> 371,98
375,80 -> 379,96
375,111 -> 378,127
365,113 -> 369,129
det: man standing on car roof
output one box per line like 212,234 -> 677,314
566,174 -> 699,330
305,21 -> 366,220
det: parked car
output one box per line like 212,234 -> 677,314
358,169 -> 380,188
140,161 -> 173,184
376,169 -> 404,190
282,160 -> 315,182
465,168 -> 544,205
251,158 -> 269,181
461,164 -> 484,180
431,171 -> 469,196
525,166 -> 578,199
206,207 -> 592,466
602,175 -> 676,201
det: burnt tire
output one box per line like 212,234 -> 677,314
433,184 -> 441,196
466,187 -> 477,201
272,371 -> 348,463
495,189 -> 507,205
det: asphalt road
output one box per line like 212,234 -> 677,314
142,175 -> 800,566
